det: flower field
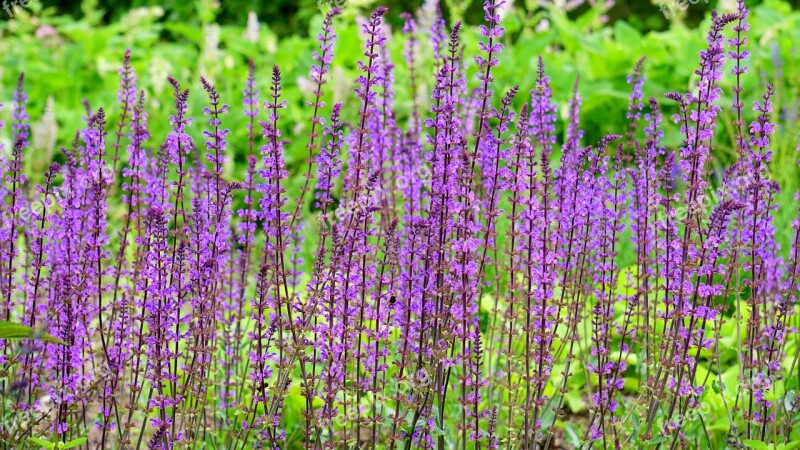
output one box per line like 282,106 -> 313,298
1,0 -> 800,449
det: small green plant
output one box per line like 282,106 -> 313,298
742,440 -> 800,450
0,321 -> 64,345
27,437 -> 87,450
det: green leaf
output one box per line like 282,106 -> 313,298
0,321 -> 66,345
614,20 -> 642,50
786,375 -> 798,391
564,423 -> 581,447
644,436 -> 668,446
564,390 -> 586,413
785,390 -> 798,414
60,437 -> 87,449
27,437 -> 55,449
540,395 -> 559,428
742,440 -> 770,450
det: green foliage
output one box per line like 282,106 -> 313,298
0,320 -> 65,345
27,436 -> 87,449
743,439 -> 800,450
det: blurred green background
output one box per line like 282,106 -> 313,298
31,0 -> 800,36
30,0 -> 800,36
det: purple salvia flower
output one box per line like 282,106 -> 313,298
122,92 -> 150,232
162,76 -> 193,217
112,49 -> 137,171
472,0 -> 505,163
82,109 -> 116,443
427,1 -> 446,69
18,162 -> 61,404
201,77 -> 231,184
139,206 -> 181,428
729,0 -> 750,156
522,58 -> 559,441
111,61 -> 146,340
499,102 -> 531,437
401,12 -> 422,137
290,7 -> 341,232
739,85 -> 784,432
244,60 -> 260,157
315,103 -> 344,214
233,67 -> 262,391
397,27 -> 465,445
1,137 -> 25,323
529,58 -> 557,155
12,73 -> 30,146
44,127 -> 108,437
477,86 -> 518,254
0,77 -> 30,326
625,57 -> 646,150
631,98 -> 663,366
370,42 -> 399,218
258,66 -> 290,262
645,14 -> 741,434
586,142 -> 627,441
239,62 -> 261,246
305,107 -> 345,396
248,65 -> 305,442
200,76 -> 235,268
344,6 -> 387,198
0,102 -> 4,154
565,75 -> 584,150
677,11 -> 737,214
180,78 -> 234,423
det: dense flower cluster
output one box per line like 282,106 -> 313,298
1,1 -> 798,449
